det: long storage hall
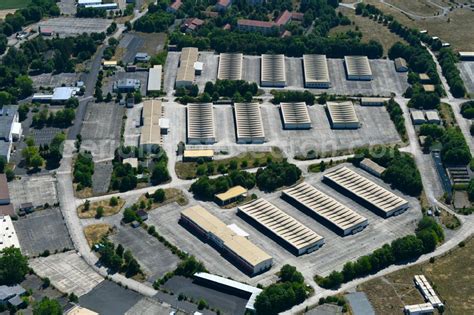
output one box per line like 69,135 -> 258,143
186,103 -> 216,144
234,103 -> 265,144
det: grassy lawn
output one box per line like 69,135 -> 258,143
439,209 -> 461,230
358,237 -> 474,315
385,0 -> 440,16
83,224 -> 113,247
175,148 -> 284,179
332,7 -> 407,56
139,188 -> 188,210
439,103 -> 456,128
0,0 -> 31,10
77,198 -> 126,219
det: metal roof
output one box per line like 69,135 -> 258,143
324,167 -> 409,215
183,149 -> 214,158
238,198 -> 324,251
181,205 -> 272,268
303,54 -> 330,84
186,103 -> 216,142
344,56 -> 372,77
414,275 -> 444,308
217,53 -> 243,80
261,54 -> 286,86
176,47 -> 198,84
0,216 -> 20,250
215,185 -> 247,202
411,110 -> 425,122
360,97 -> 389,104
283,182 -> 368,233
425,110 -> 440,122
360,158 -> 386,175
326,101 -> 359,125
234,103 -> 265,143
52,87 -> 77,101
280,102 -> 311,127
147,65 -> 162,92
140,100 -> 162,147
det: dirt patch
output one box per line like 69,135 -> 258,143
140,188 -> 188,210
78,198 -> 126,219
84,223 -> 113,247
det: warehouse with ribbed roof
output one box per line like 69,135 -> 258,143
217,53 -> 243,80
280,102 -> 312,129
261,54 -> 286,87
326,101 -> 360,129
234,103 -> 265,144
323,167 -> 409,218
237,198 -> 324,255
303,54 -> 331,88
282,182 -> 368,236
344,56 -> 373,80
187,103 -> 216,144
140,100 -> 162,150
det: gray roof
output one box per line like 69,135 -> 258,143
0,141 -> 11,160
52,87 -> 76,101
0,285 -> 26,301
0,106 -> 17,140
8,295 -> 24,306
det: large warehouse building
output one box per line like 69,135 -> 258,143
187,103 -> 216,144
344,56 -> 373,80
180,205 -> 273,275
326,101 -> 360,129
176,47 -> 199,88
302,54 -> 331,88
261,54 -> 286,87
237,198 -> 325,255
140,100 -> 162,150
147,65 -> 162,94
280,102 -> 312,129
282,182 -> 368,236
234,103 -> 265,144
217,53 -> 243,80
323,167 -> 409,218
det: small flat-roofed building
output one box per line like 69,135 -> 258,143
237,198 -> 325,255
123,157 -> 138,168
394,57 -> 408,72
113,79 -> 141,93
422,84 -> 436,93
360,97 -> 389,106
280,102 -> 312,129
344,56 -> 372,80
234,103 -> 265,144
411,110 -> 426,125
323,166 -> 409,218
403,303 -> 435,315
102,60 -> 117,69
147,65 -> 162,94
176,47 -> 199,88
0,284 -> 26,307
215,185 -> 247,206
140,100 -> 162,150
183,149 -> 214,162
459,51 -> 474,61
0,216 -> 20,250
65,305 -> 99,315
181,205 -> 273,275
326,101 -> 360,129
425,110 -> 441,124
187,103 -> 216,144
77,0 -> 102,7
419,73 -> 431,83
135,53 -> 150,63
194,61 -> 203,74
282,182 -> 368,236
414,275 -> 444,308
360,158 -> 386,177
302,54 -> 330,88
217,53 -> 243,80
261,54 -> 286,87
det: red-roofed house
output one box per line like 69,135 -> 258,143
274,10 -> 292,28
281,30 -> 292,38
291,12 -> 304,21
237,19 -> 275,34
182,18 -> 205,33
167,0 -> 182,13
216,0 -> 232,11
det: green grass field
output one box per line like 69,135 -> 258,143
0,0 -> 31,10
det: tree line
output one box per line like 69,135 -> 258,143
73,152 -> 94,190
460,101 -> 474,119
438,48 -> 466,98
271,90 -> 315,105
256,160 -> 301,192
385,99 -> 407,141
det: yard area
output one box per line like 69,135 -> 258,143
77,198 -> 125,219
140,188 -> 188,209
358,237 -> 474,315
0,0 -> 31,10
84,223 -> 113,247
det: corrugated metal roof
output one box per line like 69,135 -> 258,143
215,186 -> 247,202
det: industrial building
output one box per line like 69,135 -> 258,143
183,149 -> 214,162
0,174 -> 14,217
215,185 -> 247,206
147,65 -> 162,94
359,158 -> 386,178
360,97 -> 389,106
280,102 -> 312,129
394,57 -> 408,72
84,3 -> 118,9
186,103 -> 216,144
0,106 -> 22,163
237,198 -> 325,255
326,101 -> 360,129
323,167 -> 410,218
180,205 -> 273,275
113,79 -> 141,93
403,303 -> 435,315
458,51 -> 474,61
140,100 -> 162,150
77,0 -> 101,7
302,54 -> 331,88
234,103 -> 265,144
282,182 -> 368,236
425,110 -> 441,124
0,216 -> 20,250
260,54 -> 286,87
32,87 -> 80,104
217,53 -> 243,80
176,47 -> 199,88
411,110 -> 426,125
414,275 -> 444,308
344,56 -> 373,80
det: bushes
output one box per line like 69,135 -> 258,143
204,80 -> 258,100
408,91 -> 440,110
385,99 -> 406,140
315,216 -> 444,289
438,48 -> 466,98
73,153 -> 94,189
256,161 -> 301,192
271,90 -> 315,105
440,128 -> 472,165
460,101 -> 474,119
190,170 -> 255,200
468,179 -> 474,201
133,4 -> 175,33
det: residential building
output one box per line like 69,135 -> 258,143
113,79 -> 141,92
167,0 -> 182,13
0,285 -> 26,307
237,19 -> 275,34
216,0 -> 232,11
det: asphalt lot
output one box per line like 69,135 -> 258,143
30,251 -> 104,296
119,33 -> 146,64
345,292 -> 375,315
163,276 -> 248,315
58,0 -> 77,15
14,207 -> 73,257
124,103 -> 143,147
29,126 -> 64,146
79,280 -> 142,315
111,226 -> 180,282
195,52 -> 219,92
80,102 -> 124,161
126,298 -> 182,315
8,175 -> 58,209
117,32 -> 167,64
458,61 -> 474,95
163,52 -> 180,95
37,17 -> 111,37
31,73 -> 78,89
147,164 -> 421,285
92,161 -> 113,194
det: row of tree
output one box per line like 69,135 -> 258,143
73,152 -> 94,190
271,90 -> 315,105
97,239 -> 142,278
315,217 -> 444,289
438,48 -> 466,98
190,170 -> 256,200
385,99 -> 407,141
204,80 -> 259,99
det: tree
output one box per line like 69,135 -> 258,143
151,163 -> 170,185
95,206 -> 104,219
152,189 -> 165,203
33,298 -> 61,315
0,247 -> 29,285
110,196 -> 119,206
15,75 -> 34,98
279,265 -> 304,283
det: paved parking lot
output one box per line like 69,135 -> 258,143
37,18 -> 111,37
126,298 -> 180,315
14,207 -> 73,257
31,73 -> 78,89
30,251 -> 104,296
163,52 -> 180,95
147,164 -> 421,285
195,52 -> 219,92
29,127 -> 64,146
80,102 -> 124,161
92,161 -> 113,194
111,226 -> 180,283
458,61 -> 474,95
8,175 -> 58,209
58,0 -> 77,15
124,103 -> 143,147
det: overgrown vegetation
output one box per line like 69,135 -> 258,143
190,170 -> 255,200
154,256 -> 207,287
271,90 -> 315,105
133,2 -> 175,33
438,48 -> 466,98
256,161 -> 302,192
385,98 -> 407,141
73,152 -> 94,190
96,238 -> 143,278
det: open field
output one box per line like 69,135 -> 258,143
385,0 -> 440,16
140,188 -> 188,208
0,0 -> 31,10
358,237 -> 474,315
84,223 -> 113,247
77,197 -> 125,219
333,7 -> 407,56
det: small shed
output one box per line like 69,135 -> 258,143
215,186 -> 247,206
394,58 -> 408,72
183,149 -> 214,162
425,110 -> 441,124
411,110 -> 426,125
136,210 -> 148,221
359,158 -> 386,178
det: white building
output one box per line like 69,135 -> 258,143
0,216 -> 20,250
